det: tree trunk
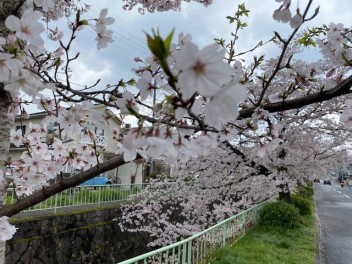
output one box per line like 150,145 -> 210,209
278,191 -> 291,203
278,183 -> 291,203
0,87 -> 13,204
0,0 -> 26,205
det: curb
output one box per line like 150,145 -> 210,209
314,190 -> 322,264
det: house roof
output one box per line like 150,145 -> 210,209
15,104 -> 123,125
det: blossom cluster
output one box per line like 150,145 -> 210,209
0,0 -> 351,244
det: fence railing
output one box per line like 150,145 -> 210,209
119,197 -> 275,264
6,183 -> 149,214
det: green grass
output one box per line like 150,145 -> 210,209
210,201 -> 317,264
7,186 -> 145,209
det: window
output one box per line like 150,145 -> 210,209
95,127 -> 105,136
15,125 -> 26,136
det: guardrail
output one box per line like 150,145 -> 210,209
119,197 -> 275,264
6,183 -> 149,213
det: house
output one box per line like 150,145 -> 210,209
8,104 -> 145,185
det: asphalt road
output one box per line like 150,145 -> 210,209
314,181 -> 352,264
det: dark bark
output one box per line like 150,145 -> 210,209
239,75 -> 352,119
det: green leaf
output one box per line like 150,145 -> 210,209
80,19 -> 89,26
145,29 -> 175,71
164,29 -> 175,53
126,79 -> 136,86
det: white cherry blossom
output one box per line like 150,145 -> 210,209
10,129 -> 23,147
136,71 -> 154,100
33,0 -> 55,12
204,82 -> 247,129
96,29 -> 114,50
96,9 -> 115,33
290,12 -> 303,28
5,8 -> 45,47
175,42 -> 233,99
0,53 -> 22,82
0,217 -> 17,241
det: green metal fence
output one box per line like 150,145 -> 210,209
6,183 -> 149,213
119,198 -> 274,264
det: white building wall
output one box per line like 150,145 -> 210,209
117,162 -> 144,184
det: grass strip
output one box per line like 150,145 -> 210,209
210,200 -> 317,264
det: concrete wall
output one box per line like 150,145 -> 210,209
5,206 -> 152,264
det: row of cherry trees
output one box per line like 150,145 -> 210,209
0,0 -> 350,243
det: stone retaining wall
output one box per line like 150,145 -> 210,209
5,206 -> 152,264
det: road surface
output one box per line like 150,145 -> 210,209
315,181 -> 352,264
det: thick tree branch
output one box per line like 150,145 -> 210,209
240,75 -> 352,118
222,140 -> 271,176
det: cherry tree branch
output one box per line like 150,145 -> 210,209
239,75 -> 352,118
0,154 -> 127,217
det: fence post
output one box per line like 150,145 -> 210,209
54,193 -> 58,214
187,241 -> 192,263
222,223 -> 227,246
98,186 -> 101,208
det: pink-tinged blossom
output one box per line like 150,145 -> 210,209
175,42 -> 233,99
136,71 -> 154,101
5,9 -> 45,47
10,129 -> 23,147
96,9 -> 115,33
43,162 -> 60,180
0,217 -> 17,241
116,132 -> 143,162
116,91 -> 139,115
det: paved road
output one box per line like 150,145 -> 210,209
315,181 -> 352,264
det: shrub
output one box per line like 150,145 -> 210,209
259,200 -> 301,228
297,184 -> 314,198
290,194 -> 311,216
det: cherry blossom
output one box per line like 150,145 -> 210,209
290,12 -> 303,28
116,131 -> 143,161
10,129 -> 23,147
273,8 -> 291,23
175,43 -> 233,99
6,69 -> 43,97
96,9 -> 115,33
116,91 -> 139,114
96,29 -> 114,50
0,53 -> 22,82
204,81 -> 247,129
33,0 -> 55,12
5,8 -> 45,47
0,0 -> 351,244
0,217 -> 17,241
136,71 -> 154,101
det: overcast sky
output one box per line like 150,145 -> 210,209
30,0 -> 351,117
61,0 -> 351,90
